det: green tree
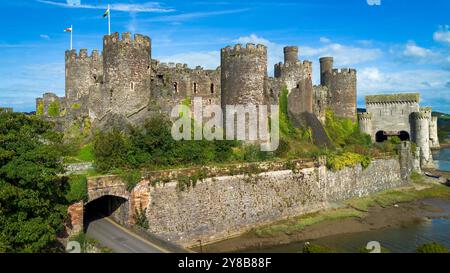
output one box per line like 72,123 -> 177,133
0,112 -> 68,252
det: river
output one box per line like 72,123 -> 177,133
242,148 -> 450,253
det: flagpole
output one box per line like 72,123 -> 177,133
108,4 -> 111,35
70,25 -> 73,50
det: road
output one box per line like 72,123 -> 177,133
86,217 -> 169,253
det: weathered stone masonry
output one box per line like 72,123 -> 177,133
70,155 -> 412,247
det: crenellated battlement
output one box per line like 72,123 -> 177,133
103,32 -> 151,50
412,111 -> 430,120
332,68 -> 357,75
358,112 -> 373,120
65,49 -> 101,61
221,43 -> 267,55
366,93 -> 420,104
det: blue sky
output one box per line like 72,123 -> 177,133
0,0 -> 449,113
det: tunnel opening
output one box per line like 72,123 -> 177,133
376,131 -> 388,143
399,131 -> 410,141
84,195 -> 128,231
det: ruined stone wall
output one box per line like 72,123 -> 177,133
313,85 -> 328,123
150,61 -> 221,114
143,158 -> 408,247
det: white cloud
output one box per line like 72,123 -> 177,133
402,41 -> 432,58
66,0 -> 80,6
37,0 -> 175,13
143,8 -> 249,22
233,34 -> 284,73
40,34 -> 50,40
300,43 -> 382,66
158,51 -> 220,70
433,25 -> 450,45
319,37 -> 331,43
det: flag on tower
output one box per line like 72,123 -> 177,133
64,27 -> 72,33
103,6 -> 110,18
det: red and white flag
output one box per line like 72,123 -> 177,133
64,27 -> 72,33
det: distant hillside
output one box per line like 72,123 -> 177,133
433,112 -> 450,142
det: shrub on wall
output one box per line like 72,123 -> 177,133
47,101 -> 60,117
36,101 -> 44,116
65,175 -> 88,203
327,152 -> 371,171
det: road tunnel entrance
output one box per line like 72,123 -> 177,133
84,195 -> 128,231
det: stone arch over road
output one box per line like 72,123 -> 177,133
87,175 -> 130,203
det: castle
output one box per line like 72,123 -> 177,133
36,32 -> 357,132
358,93 -> 439,168
35,32 -> 439,169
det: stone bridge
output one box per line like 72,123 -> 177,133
87,175 -> 130,202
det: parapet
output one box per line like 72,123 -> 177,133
319,57 -> 334,63
366,93 -> 420,104
412,111 -> 430,120
420,106 -> 432,112
221,43 -> 267,55
358,112 -> 373,120
332,68 -> 357,75
103,32 -> 151,50
65,49 -> 101,61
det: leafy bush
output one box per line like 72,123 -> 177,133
36,101 -> 44,116
65,175 -> 88,203
47,101 -> 60,117
325,110 -> 371,147
116,169 -> 141,192
416,242 -> 449,253
93,129 -> 131,172
327,152 -> 371,171
134,206 -> 149,229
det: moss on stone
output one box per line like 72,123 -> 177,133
48,101 -> 60,117
366,93 -> 420,104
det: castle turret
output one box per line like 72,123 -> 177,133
65,49 -> 102,102
328,68 -> 357,121
429,116 -> 440,149
284,46 -> 299,64
319,57 -> 333,88
358,112 -> 373,140
221,43 -> 267,106
413,111 -> 434,168
103,32 -> 151,115
221,43 -> 267,140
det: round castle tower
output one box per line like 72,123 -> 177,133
330,68 -> 357,121
358,112 -> 373,140
221,43 -> 267,140
221,43 -> 267,107
65,49 -> 102,101
103,32 -> 151,115
284,46 -> 299,64
413,110 -> 433,168
319,57 -> 334,88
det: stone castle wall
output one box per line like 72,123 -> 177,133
37,32 -> 359,132
141,157 -> 408,246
